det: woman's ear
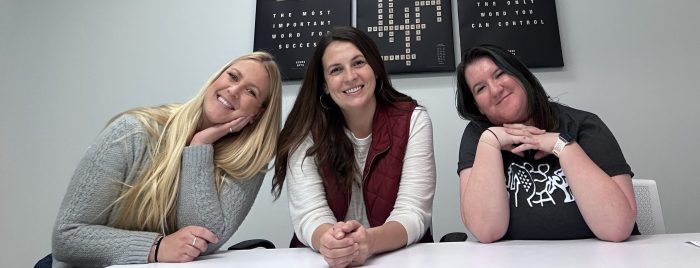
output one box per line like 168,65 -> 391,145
250,107 -> 266,124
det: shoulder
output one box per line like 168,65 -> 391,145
410,106 -> 431,123
98,114 -> 152,149
554,103 -> 602,124
106,114 -> 149,135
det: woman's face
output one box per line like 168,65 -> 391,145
201,59 -> 270,130
321,41 -> 377,113
465,57 -> 529,125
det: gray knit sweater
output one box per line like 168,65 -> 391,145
52,115 -> 264,267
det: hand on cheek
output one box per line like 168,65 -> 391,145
190,115 -> 253,145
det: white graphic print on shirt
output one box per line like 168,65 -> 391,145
506,162 -> 575,207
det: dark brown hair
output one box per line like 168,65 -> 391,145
455,44 -> 557,130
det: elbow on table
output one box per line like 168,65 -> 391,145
596,229 -> 633,242
473,231 -> 504,244
467,223 -> 506,244
461,215 -> 506,244
594,222 -> 636,242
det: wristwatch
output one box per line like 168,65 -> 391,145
552,133 -> 574,157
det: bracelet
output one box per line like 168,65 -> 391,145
154,235 -> 164,262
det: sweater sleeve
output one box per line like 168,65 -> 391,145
177,145 -> 264,254
286,134 -> 337,250
386,107 -> 436,245
52,115 -> 159,267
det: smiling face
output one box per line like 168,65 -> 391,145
321,41 -> 377,114
465,57 -> 529,125
200,59 -> 270,130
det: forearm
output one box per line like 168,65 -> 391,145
178,145 -> 266,254
177,145 -> 225,234
559,143 -> 636,241
460,134 -> 509,243
366,221 -> 408,255
53,223 -> 158,266
287,136 -> 338,249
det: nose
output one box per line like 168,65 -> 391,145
344,68 -> 359,82
487,80 -> 504,96
227,84 -> 241,99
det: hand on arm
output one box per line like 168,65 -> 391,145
501,123 -> 637,241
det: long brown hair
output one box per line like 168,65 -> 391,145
272,27 -> 415,199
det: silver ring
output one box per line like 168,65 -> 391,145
192,236 -> 197,246
228,127 -> 233,133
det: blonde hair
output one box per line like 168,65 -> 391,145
108,52 -> 282,234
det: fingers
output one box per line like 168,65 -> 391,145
320,222 -> 359,267
322,243 -> 359,268
156,226 -> 219,263
511,143 -> 537,154
225,115 -> 253,134
185,225 -> 219,244
337,220 -> 362,234
502,124 -> 545,136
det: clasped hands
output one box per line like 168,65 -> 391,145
484,123 -> 561,159
319,220 -> 373,268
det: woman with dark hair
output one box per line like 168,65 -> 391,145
273,26 -> 435,267
456,44 -> 638,243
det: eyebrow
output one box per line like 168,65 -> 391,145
326,54 -> 365,72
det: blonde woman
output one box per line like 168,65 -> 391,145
51,52 -> 282,267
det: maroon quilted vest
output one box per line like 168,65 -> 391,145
290,101 -> 433,247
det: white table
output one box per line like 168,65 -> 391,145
111,233 -> 700,267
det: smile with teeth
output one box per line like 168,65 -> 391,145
217,95 -> 235,110
343,85 -> 363,94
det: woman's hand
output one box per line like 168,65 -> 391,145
341,221 -> 373,266
153,225 -> 219,263
480,126 -> 541,152
502,123 -> 559,159
319,222 -> 359,268
190,115 -> 253,145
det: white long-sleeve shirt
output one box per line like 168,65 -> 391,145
286,107 -> 436,250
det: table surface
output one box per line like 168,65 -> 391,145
111,233 -> 700,267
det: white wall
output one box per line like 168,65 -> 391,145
2,0 -> 699,267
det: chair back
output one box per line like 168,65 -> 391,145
632,179 -> 666,234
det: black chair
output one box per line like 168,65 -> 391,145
439,232 -> 468,242
34,254 -> 52,268
228,239 -> 276,250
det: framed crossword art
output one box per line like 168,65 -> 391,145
357,0 -> 455,74
458,0 -> 564,67
254,0 -> 352,80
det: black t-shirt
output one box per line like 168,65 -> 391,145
457,103 -> 638,240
